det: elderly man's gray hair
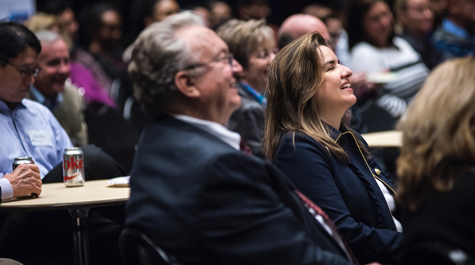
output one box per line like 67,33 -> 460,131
129,11 -> 205,118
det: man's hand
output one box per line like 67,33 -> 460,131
4,164 -> 42,197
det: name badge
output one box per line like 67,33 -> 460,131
28,130 -> 53,146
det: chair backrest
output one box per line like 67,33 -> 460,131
401,240 -> 475,265
119,227 -> 182,265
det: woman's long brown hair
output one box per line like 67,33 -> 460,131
263,32 -> 370,162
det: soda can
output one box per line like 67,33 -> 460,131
63,147 -> 85,187
12,157 -> 35,170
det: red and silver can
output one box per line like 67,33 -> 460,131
12,157 -> 34,170
63,147 -> 85,187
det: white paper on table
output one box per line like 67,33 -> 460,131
107,176 -> 130,187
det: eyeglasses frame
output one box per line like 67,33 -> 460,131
7,62 -> 42,79
183,53 -> 234,71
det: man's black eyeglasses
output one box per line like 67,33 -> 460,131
7,62 -> 42,79
184,53 -> 234,70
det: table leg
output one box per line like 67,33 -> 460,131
68,208 -> 90,265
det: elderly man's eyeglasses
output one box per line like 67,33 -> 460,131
7,62 -> 42,79
184,53 -> 234,70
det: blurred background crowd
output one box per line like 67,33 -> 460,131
1,0 -> 475,264
2,0 -> 473,177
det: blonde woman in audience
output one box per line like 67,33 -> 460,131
24,12 -> 72,48
217,19 -> 276,158
264,32 -> 402,264
397,56 -> 475,260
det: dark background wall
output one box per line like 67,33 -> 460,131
35,0 -> 348,28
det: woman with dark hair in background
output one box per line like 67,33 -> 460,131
264,32 -> 402,264
346,0 -> 429,132
75,3 -> 140,174
397,56 -> 475,263
124,0 -> 180,63
79,3 -> 126,91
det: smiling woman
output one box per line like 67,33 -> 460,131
264,32 -> 402,264
216,19 -> 276,158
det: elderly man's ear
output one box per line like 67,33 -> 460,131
175,70 -> 201,98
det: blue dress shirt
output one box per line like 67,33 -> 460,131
29,86 -> 64,112
0,99 -> 72,200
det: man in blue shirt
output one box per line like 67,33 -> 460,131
0,21 -> 48,202
433,0 -> 475,58
0,21 -> 125,264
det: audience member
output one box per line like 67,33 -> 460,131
278,14 -> 330,49
124,0 -> 180,63
40,0 -> 78,41
39,0 -> 117,108
0,21 -> 126,264
27,31 -> 88,147
303,4 -> 334,20
346,0 -> 429,132
0,18 -> 42,200
77,3 -> 140,170
79,2 -> 131,107
278,14 -> 368,133
236,0 -> 278,39
237,0 -> 271,20
323,12 -> 345,51
209,1 -> 233,29
302,4 -> 343,53
432,0 -> 475,58
303,4 -> 353,67
264,32 -> 402,264
24,12 -> 63,37
395,0 -> 444,69
216,19 -> 276,158
125,11 -> 358,265
397,56 -> 475,262
24,9 -> 132,169
185,3 -> 213,27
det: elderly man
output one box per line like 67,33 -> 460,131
0,21 -> 125,264
125,11 -> 357,265
27,30 -> 88,146
278,14 -> 330,49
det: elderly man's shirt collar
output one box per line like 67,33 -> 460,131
172,114 -> 241,150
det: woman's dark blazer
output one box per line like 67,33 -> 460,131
273,126 -> 402,264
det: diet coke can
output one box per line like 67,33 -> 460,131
63,147 -> 85,187
12,157 -> 34,170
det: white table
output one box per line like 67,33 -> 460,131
0,180 -> 130,265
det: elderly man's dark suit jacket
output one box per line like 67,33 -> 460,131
125,115 -> 353,265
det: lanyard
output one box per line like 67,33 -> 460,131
241,83 -> 267,106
